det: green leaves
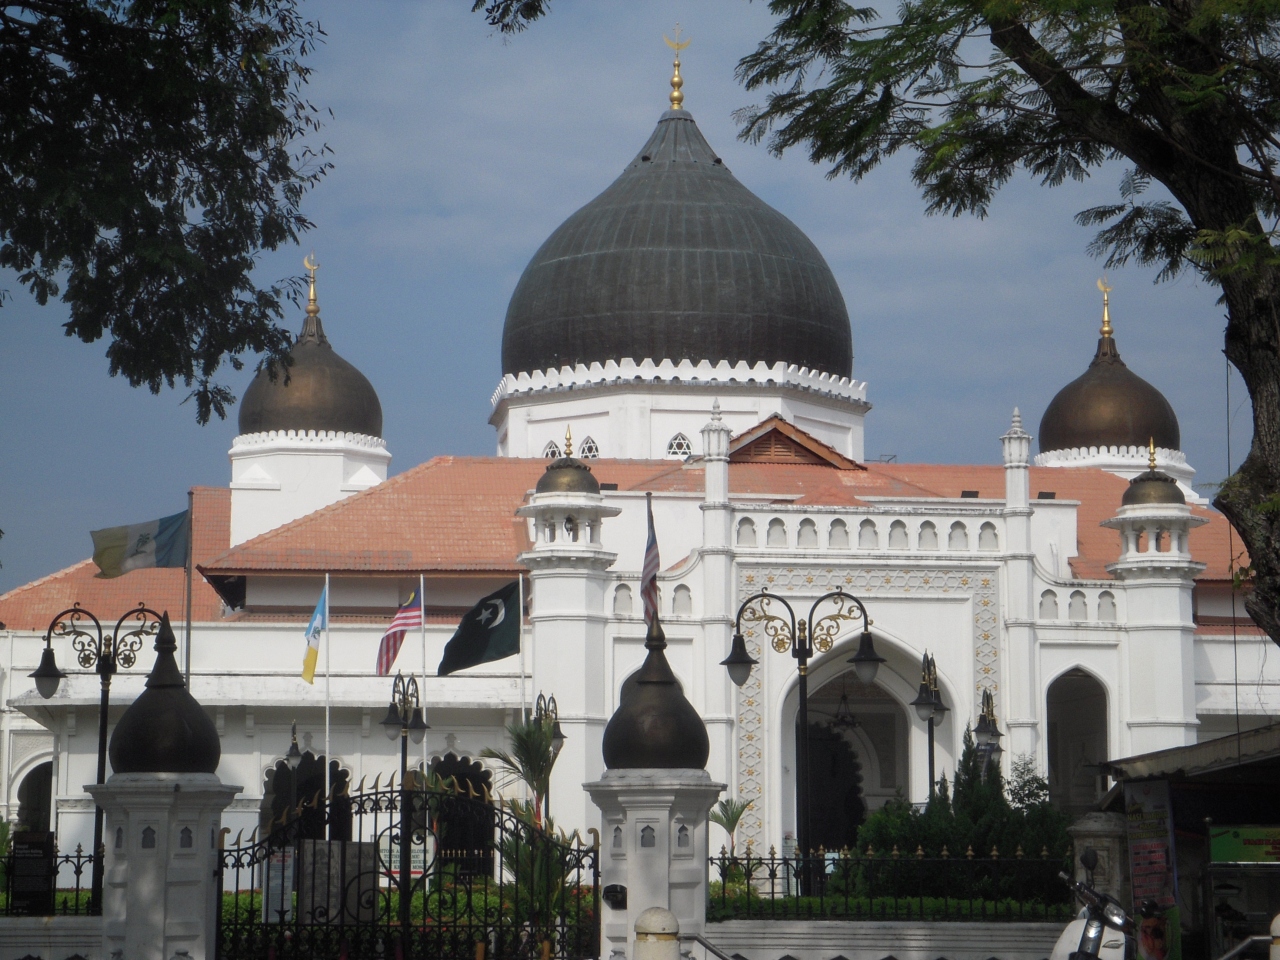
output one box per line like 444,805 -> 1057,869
0,0 -> 330,422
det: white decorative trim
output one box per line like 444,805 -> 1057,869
231,429 -> 388,451
1035,444 -> 1185,466
491,358 -> 869,409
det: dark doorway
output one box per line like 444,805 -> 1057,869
429,753 -> 494,876
806,722 -> 866,852
16,762 -> 52,834
1047,669 -> 1109,815
260,754 -> 351,841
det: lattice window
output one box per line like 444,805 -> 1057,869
666,433 -> 693,458
542,442 -> 561,459
578,436 -> 599,458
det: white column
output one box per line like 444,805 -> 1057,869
89,771 -> 240,960
585,769 -> 723,960
1001,409 -> 1038,762
700,403 -> 736,790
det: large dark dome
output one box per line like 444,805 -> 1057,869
501,110 -> 853,378
1039,330 -> 1179,454
239,304 -> 383,438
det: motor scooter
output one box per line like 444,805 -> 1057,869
1049,849 -> 1136,960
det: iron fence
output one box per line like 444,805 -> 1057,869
217,782 -> 599,960
708,844 -> 1074,922
0,844 -> 95,916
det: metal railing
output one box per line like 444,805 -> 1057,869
708,845 -> 1073,922
0,844 -> 96,916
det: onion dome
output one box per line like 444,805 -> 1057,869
109,613 -> 221,775
1122,441 -> 1186,506
238,264 -> 383,438
1039,283 -> 1179,454
501,106 -> 853,379
602,616 -> 709,770
535,429 -> 600,495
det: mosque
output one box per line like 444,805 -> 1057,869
0,65 -> 1273,859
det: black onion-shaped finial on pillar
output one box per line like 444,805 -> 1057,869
109,613 -> 221,775
602,615 -> 709,769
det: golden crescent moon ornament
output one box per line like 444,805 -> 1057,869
664,35 -> 691,51
303,253 -> 318,276
1097,275 -> 1111,294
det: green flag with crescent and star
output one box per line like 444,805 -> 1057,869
438,581 -> 521,676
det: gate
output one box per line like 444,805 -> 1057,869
217,780 -> 600,960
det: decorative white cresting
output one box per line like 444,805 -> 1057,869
231,429 -> 388,451
1035,443 -> 1199,498
490,357 -> 869,408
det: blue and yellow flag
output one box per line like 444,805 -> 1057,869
302,584 -> 327,684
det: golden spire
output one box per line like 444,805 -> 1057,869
304,252 -> 320,318
564,425 -> 573,459
1149,437 -> 1157,471
664,26 -> 691,110
1097,276 -> 1113,337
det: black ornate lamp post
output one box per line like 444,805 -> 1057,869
32,602 -> 163,915
910,653 -> 948,798
720,588 -> 882,857
532,692 -> 566,818
285,720 -> 303,823
974,690 -> 1004,777
379,672 -> 428,940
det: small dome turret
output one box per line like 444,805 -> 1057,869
1039,283 -> 1179,455
238,261 -> 383,438
109,614 -> 221,775
602,616 -> 709,769
536,430 -> 601,495
1122,441 -> 1186,506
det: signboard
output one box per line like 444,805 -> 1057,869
9,831 -> 55,916
261,847 -> 295,922
1209,826 -> 1280,863
1126,780 -> 1178,908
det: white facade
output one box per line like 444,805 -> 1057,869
491,359 -> 869,461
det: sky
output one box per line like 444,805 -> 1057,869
0,0 -> 1254,594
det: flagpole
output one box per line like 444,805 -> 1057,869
184,489 -> 194,689
518,575 -> 527,720
324,571 -> 331,806
420,572 -> 427,775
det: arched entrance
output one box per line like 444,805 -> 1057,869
16,762 -> 52,834
260,753 -> 352,840
805,672 -> 909,851
428,753 -> 494,876
1047,669 -> 1109,815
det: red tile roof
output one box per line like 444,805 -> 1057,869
0,488 -> 230,631
4,453 -> 1242,633
199,456 -> 676,576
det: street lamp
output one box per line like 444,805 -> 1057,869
533,692 -> 566,819
909,653 -> 947,798
720,588 -> 881,857
379,672 -> 428,947
32,602 -> 163,916
285,720 -> 303,828
974,690 -> 1003,776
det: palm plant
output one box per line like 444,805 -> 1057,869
481,713 -> 557,828
709,797 -> 752,855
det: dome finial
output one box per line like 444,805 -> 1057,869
300,252 -> 327,344
664,26 -> 690,110
1149,436 -> 1157,471
564,425 -> 573,459
1097,276 -> 1113,337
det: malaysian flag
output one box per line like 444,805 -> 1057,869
641,492 -> 660,625
376,591 -> 422,676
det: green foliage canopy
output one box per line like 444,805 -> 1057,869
1,0 -> 330,422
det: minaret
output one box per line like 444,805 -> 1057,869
700,401 -> 735,787
516,432 -> 621,829
229,256 -> 389,544
1001,409 -> 1038,763
1101,441 -> 1205,752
